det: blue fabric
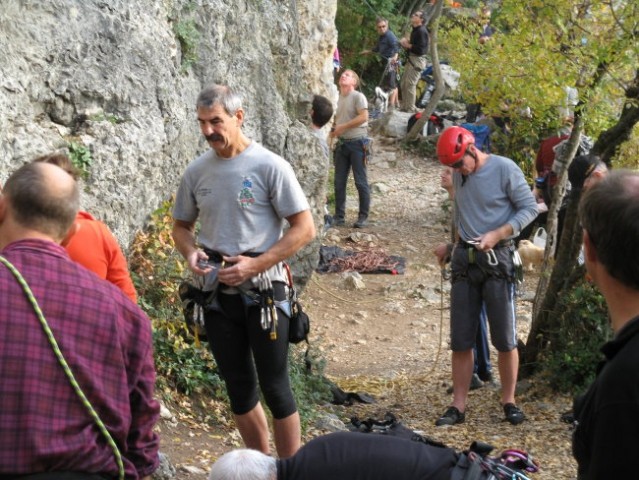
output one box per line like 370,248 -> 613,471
461,123 -> 491,152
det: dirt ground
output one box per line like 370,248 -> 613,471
157,132 -> 578,479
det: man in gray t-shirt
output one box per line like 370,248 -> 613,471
434,126 -> 537,428
330,69 -> 371,228
172,84 -> 315,459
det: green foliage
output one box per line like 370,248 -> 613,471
439,0 -> 638,158
335,0 -> 405,97
541,279 -> 611,394
289,348 -> 332,429
89,112 -> 123,124
67,141 -> 92,179
173,18 -> 200,72
130,198 -> 220,396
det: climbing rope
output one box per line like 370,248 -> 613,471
0,256 -> 125,480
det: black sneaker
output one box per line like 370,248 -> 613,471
332,217 -> 345,226
477,370 -> 493,383
469,373 -> 484,390
503,403 -> 525,425
435,406 -> 465,426
353,217 -> 368,228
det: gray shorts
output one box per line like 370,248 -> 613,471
449,244 -> 517,352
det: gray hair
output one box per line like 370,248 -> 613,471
209,449 -> 277,480
196,84 -> 243,116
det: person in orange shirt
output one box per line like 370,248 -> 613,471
32,153 -> 138,303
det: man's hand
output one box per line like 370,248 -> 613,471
400,37 -> 410,49
188,250 -> 215,276
433,242 -> 452,267
330,124 -> 346,138
476,224 -> 512,251
217,255 -> 260,287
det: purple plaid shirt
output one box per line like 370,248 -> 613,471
0,239 -> 160,478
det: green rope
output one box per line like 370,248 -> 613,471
0,255 -> 125,480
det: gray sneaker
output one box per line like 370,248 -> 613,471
353,217 -> 368,228
435,406 -> 465,426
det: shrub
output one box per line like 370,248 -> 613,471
541,279 -> 611,394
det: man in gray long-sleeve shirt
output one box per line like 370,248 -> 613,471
434,126 -> 538,427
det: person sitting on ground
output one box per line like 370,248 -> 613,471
0,162 -> 160,478
572,169 -> 639,479
33,153 -> 138,302
310,94 -> 334,159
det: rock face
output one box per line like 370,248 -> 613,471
0,0 -> 337,284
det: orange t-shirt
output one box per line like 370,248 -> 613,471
64,211 -> 138,303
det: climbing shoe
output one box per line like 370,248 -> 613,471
503,403 -> 525,425
353,216 -> 368,228
435,406 -> 465,426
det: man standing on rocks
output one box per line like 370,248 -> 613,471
362,17 -> 401,110
172,84 -> 315,458
399,10 -> 429,112
330,69 -> 371,229
434,126 -> 537,427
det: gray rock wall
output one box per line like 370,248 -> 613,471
0,0 -> 337,284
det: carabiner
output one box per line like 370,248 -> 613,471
486,249 -> 498,266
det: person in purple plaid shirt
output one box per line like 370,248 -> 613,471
0,162 -> 160,479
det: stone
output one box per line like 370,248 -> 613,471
0,0 -> 338,288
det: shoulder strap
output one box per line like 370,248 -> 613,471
0,255 -> 125,480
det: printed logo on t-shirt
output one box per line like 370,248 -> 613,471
238,176 -> 255,209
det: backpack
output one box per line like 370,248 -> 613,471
461,123 -> 491,152
348,412 -> 447,448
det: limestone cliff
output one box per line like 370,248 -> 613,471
0,0 -> 337,283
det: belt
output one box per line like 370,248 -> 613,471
459,239 -> 513,249
202,248 -> 263,264
339,136 -> 367,143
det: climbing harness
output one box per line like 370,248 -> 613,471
464,239 -> 498,266
0,256 -> 125,480
256,272 -> 278,340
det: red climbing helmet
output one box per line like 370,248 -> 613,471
436,126 -> 475,166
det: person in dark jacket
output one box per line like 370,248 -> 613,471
399,10 -> 429,112
210,432 -> 461,480
572,169 -> 639,479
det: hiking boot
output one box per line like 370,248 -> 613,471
469,373 -> 484,390
353,217 -> 368,228
503,403 -> 525,425
332,217 -> 345,227
478,370 -> 493,383
435,406 -> 465,426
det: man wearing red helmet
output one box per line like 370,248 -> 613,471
434,126 -> 537,426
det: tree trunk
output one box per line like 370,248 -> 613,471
591,69 -> 639,165
405,0 -> 444,141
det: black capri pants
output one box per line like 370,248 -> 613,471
203,282 -> 296,419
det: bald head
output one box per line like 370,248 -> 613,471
2,162 -> 79,242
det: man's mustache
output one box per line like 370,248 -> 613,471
206,134 -> 224,142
